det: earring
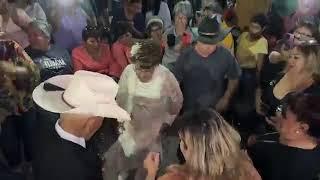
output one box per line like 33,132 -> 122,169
295,130 -> 300,134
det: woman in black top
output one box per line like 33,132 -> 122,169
249,93 -> 320,180
258,17 -> 320,117
262,41 -> 320,116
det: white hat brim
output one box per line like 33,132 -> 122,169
32,76 -> 131,121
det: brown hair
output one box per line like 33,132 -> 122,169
131,39 -> 162,69
284,93 -> 320,138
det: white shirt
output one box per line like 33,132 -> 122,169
55,120 -> 86,148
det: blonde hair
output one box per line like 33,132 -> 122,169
293,45 -> 320,82
170,109 -> 248,180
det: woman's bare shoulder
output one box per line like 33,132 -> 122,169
158,172 -> 186,180
158,165 -> 188,180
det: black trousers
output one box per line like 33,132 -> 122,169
231,68 -> 258,130
0,108 -> 37,167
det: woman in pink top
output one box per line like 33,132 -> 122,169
72,26 -> 121,78
111,22 -> 133,74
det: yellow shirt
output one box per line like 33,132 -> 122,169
219,22 -> 235,54
236,32 -> 268,69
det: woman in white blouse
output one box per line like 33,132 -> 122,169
103,39 -> 183,180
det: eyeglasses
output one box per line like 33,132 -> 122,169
299,39 -> 320,46
294,31 -> 314,40
296,16 -> 318,27
284,33 -> 319,48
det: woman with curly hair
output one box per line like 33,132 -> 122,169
103,39 -> 183,180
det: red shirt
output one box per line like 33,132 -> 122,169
72,43 -> 121,77
111,41 -> 131,75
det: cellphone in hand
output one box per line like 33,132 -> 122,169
167,34 -> 176,47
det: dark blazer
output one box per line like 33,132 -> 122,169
32,125 -> 103,180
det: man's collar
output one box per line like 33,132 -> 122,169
55,120 -> 86,148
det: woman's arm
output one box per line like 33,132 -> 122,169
164,72 -> 183,116
112,43 -> 129,72
12,8 -> 32,29
146,173 -> 184,180
71,50 -> 85,72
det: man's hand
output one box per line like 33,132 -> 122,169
215,96 -> 230,113
247,134 -> 257,147
255,88 -> 264,115
216,79 -> 238,113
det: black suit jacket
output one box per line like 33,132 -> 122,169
32,125 -> 103,180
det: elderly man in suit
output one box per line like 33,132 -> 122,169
31,70 -> 130,180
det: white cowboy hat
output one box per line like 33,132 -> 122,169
32,70 -> 131,122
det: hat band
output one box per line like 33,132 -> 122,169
61,93 -> 75,108
198,32 -> 218,37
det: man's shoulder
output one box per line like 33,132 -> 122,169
180,47 -> 195,58
48,45 -> 70,57
215,46 -> 235,59
217,46 -> 235,56
34,130 -> 85,164
25,46 -> 44,59
34,144 -> 91,180
49,45 -> 69,53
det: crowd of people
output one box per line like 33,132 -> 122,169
0,0 -> 320,180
